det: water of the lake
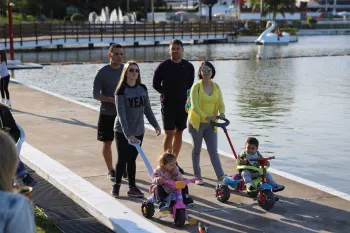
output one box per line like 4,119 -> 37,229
13,36 -> 350,194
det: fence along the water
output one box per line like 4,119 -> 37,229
0,21 -> 237,45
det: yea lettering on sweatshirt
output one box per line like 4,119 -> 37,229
114,83 -> 159,138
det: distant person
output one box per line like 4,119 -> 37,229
153,39 -> 195,174
0,50 -> 11,108
112,61 -> 161,198
0,103 -> 38,187
187,61 -> 226,185
0,131 -> 36,233
93,44 -> 126,182
276,28 -> 282,40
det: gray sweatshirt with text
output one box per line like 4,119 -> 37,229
114,83 -> 159,138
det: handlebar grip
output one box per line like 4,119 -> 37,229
209,117 -> 230,128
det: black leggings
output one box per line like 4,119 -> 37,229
0,75 -> 10,100
157,184 -> 189,202
115,132 -> 143,188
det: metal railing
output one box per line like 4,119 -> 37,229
0,21 -> 238,46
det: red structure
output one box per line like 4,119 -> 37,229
8,2 -> 15,60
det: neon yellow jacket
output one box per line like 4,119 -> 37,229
188,80 -> 225,132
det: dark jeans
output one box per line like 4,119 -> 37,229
157,184 -> 189,202
0,75 -> 10,99
16,160 -> 28,178
115,132 -> 143,188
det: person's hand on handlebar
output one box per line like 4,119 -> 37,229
205,116 -> 216,122
219,113 -> 225,119
242,158 -> 249,165
127,136 -> 139,144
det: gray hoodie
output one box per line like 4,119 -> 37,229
114,83 -> 159,138
0,191 -> 36,233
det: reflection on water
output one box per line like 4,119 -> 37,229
15,36 -> 350,63
12,36 -> 350,195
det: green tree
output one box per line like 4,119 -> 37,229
248,0 -> 296,20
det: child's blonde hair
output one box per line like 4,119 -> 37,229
0,131 -> 18,192
158,152 -> 176,166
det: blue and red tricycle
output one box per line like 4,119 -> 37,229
210,118 -> 280,211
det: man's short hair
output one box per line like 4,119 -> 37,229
109,44 -> 123,53
169,39 -> 183,47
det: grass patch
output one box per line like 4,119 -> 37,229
35,206 -> 61,233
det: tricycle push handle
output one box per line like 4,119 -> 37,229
209,117 -> 230,129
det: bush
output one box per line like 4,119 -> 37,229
279,28 -> 298,36
238,28 -> 265,36
246,20 -> 258,30
307,16 -> 317,28
291,20 -> 301,28
71,13 -> 84,22
63,15 -> 70,22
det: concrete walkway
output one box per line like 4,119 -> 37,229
11,81 -> 350,233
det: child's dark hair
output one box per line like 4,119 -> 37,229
158,152 -> 176,166
246,137 -> 259,147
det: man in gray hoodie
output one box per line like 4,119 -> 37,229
93,44 -> 124,182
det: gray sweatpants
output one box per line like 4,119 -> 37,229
241,170 -> 277,187
188,123 -> 225,179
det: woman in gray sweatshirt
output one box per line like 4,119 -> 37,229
112,61 -> 161,198
0,131 -> 36,233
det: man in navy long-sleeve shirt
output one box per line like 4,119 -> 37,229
153,39 -> 195,174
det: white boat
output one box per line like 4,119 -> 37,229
255,20 -> 290,45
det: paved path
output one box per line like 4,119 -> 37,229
11,81 -> 350,233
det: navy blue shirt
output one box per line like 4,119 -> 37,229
153,59 -> 195,109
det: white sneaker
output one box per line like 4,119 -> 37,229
195,179 -> 204,185
6,99 -> 11,108
1,99 -> 5,105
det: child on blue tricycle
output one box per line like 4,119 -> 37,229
210,118 -> 285,211
236,137 -> 284,193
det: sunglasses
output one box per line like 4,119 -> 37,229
128,68 -> 140,73
201,68 -> 212,73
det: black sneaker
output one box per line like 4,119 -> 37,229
176,162 -> 185,174
272,184 -> 285,192
107,169 -> 116,182
185,196 -> 194,208
22,174 -> 38,187
127,186 -> 144,198
111,184 -> 120,198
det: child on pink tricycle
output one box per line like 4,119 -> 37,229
150,152 -> 194,210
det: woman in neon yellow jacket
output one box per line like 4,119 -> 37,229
187,61 -> 226,185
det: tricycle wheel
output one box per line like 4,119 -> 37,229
215,184 -> 231,203
141,201 -> 155,218
258,190 -> 275,211
247,191 -> 258,198
174,208 -> 186,227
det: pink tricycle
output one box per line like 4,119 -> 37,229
141,177 -> 197,227
129,141 -> 197,227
